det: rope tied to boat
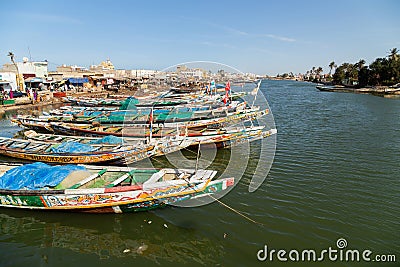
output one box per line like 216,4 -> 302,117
207,194 -> 265,226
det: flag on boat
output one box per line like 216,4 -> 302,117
223,81 -> 230,104
225,81 -> 231,92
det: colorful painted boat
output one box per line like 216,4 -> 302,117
12,107 -> 266,133
24,125 -> 271,144
0,136 -> 143,164
43,108 -> 267,136
21,131 -> 192,164
24,126 -> 276,151
23,130 -> 142,144
189,127 -> 277,148
11,116 -> 52,132
49,101 -> 242,117
66,96 -> 188,108
0,163 -> 234,213
15,102 -> 244,125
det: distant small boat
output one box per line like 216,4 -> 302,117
316,85 -> 354,92
0,163 -> 234,213
316,85 -> 335,92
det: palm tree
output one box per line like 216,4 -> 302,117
357,59 -> 366,71
388,48 -> 399,61
7,51 -> 22,91
316,67 -> 323,79
328,61 -> 336,76
7,51 -> 15,64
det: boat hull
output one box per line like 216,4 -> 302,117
0,178 -> 234,213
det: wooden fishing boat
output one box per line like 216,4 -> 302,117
11,116 -> 52,132
44,108 -> 268,136
189,127 -> 277,148
23,130 -> 141,144
12,106 -> 265,133
15,101 -> 242,125
49,100 -> 243,117
47,122 -> 262,139
0,136 -> 157,165
0,163 -> 234,213
21,131 -> 192,164
64,96 -> 126,107
27,125 -> 275,150
24,125 -> 269,143
68,96 -> 189,108
13,109 -> 223,126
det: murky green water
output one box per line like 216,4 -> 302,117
0,81 -> 398,266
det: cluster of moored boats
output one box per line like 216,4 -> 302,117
0,81 -> 276,213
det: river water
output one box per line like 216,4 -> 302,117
0,80 -> 398,266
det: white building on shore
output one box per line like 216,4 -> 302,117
1,57 -> 48,79
0,72 -> 18,92
131,69 -> 158,78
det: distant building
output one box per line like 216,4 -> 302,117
1,57 -> 48,79
0,72 -> 18,92
245,72 -> 256,79
52,64 -> 92,79
90,59 -> 115,72
56,64 -> 88,73
131,69 -> 157,78
182,69 -> 203,79
176,65 -> 188,73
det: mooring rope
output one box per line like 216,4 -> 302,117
207,194 -> 265,226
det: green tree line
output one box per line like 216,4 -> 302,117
332,48 -> 400,87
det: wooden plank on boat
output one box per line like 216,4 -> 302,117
105,170 -> 136,188
25,143 -> 53,152
7,140 -> 30,149
68,168 -> 107,189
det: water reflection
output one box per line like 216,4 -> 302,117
0,209 -> 224,265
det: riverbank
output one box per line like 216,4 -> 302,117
316,84 -> 400,96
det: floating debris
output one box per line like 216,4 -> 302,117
137,244 -> 148,254
148,220 -> 152,224
123,249 -> 130,253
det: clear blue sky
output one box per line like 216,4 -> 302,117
1,0 -> 399,75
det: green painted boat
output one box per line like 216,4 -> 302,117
0,163 -> 234,213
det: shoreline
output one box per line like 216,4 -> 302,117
0,99 -> 62,113
316,84 -> 400,96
